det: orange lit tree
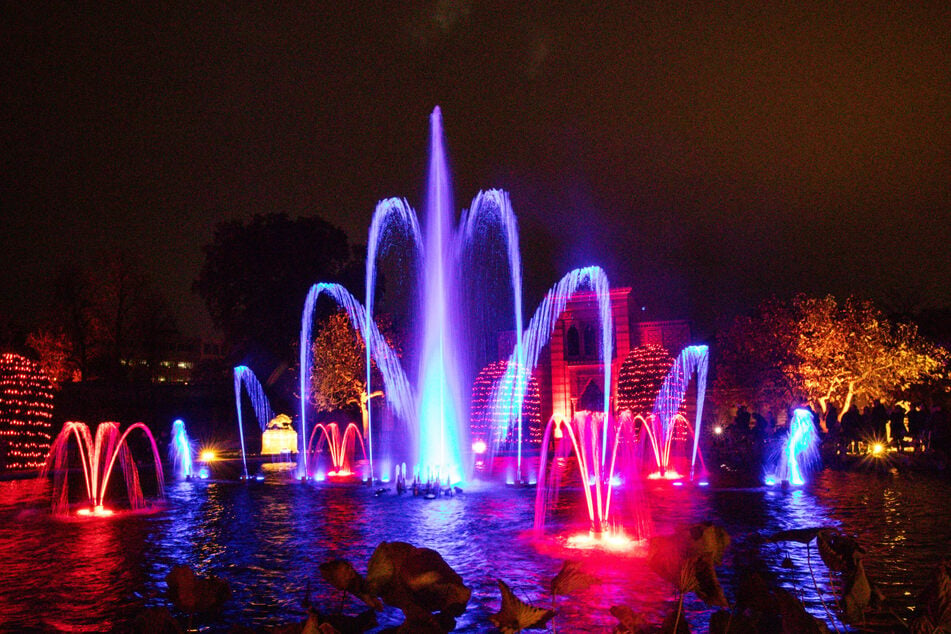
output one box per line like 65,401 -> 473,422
309,310 -> 399,437
716,295 -> 948,429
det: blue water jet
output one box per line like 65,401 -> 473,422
169,419 -> 193,480
766,407 -> 819,486
234,365 -> 275,479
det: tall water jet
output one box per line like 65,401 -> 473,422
299,282 -> 415,479
417,106 -> 464,483
766,407 -> 819,487
169,419 -> 193,479
234,365 -> 275,479
41,421 -> 165,516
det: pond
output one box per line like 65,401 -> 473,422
1,467 -> 949,631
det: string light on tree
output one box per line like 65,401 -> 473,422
617,344 -> 674,416
0,353 -> 54,470
470,360 -> 542,450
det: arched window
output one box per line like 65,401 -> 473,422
565,326 -> 580,358
584,325 -> 598,358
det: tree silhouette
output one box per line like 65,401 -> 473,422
194,213 -> 358,366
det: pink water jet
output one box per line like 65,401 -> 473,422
41,421 -> 165,516
307,422 -> 367,478
534,411 -> 648,547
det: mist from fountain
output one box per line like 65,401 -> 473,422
169,419 -> 192,480
234,365 -> 276,479
41,421 -> 165,516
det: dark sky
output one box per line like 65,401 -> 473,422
2,2 -> 949,340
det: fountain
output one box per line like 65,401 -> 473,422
634,345 -> 710,480
234,365 -> 276,479
41,421 -> 165,516
306,422 -> 367,478
169,419 -> 193,479
766,407 -> 819,487
299,108 -> 524,485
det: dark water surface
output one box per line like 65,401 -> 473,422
1,467 -> 949,631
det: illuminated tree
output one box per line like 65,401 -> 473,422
716,294 -> 949,426
25,327 -> 77,386
470,360 -> 542,448
794,296 -> 948,418
714,297 -> 802,418
0,353 -> 54,470
617,344 -> 675,416
309,311 -> 399,435
27,252 -> 177,382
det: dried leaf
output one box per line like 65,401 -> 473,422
551,560 -> 599,596
840,560 -> 871,624
687,523 -> 731,565
609,605 -> 651,634
690,555 -> 729,608
320,559 -> 362,593
165,565 -> 231,616
816,529 -> 864,573
319,558 -> 383,611
489,579 -> 554,633
774,587 -> 830,634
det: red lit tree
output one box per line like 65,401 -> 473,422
470,360 -> 542,448
616,344 -> 675,416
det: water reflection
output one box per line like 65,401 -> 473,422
0,469 -> 948,630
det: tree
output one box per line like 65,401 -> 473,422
794,296 -> 948,418
194,213 -> 358,364
309,311 -> 399,436
716,294 -> 949,427
27,251 -> 177,383
714,297 -> 802,418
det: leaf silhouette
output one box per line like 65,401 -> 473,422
165,565 -> 231,616
609,605 -> 651,633
816,529 -> 864,573
550,560 -> 599,596
840,560 -> 871,624
690,555 -> 729,607
319,558 -> 382,611
767,527 -> 825,544
489,579 -> 554,633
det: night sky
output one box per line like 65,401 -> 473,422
2,3 -> 949,340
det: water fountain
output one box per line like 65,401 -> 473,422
299,108 -> 524,485
766,407 -> 819,487
234,365 -> 276,479
169,419 -> 192,480
634,345 -> 710,480
41,421 -> 165,516
306,422 -> 367,478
